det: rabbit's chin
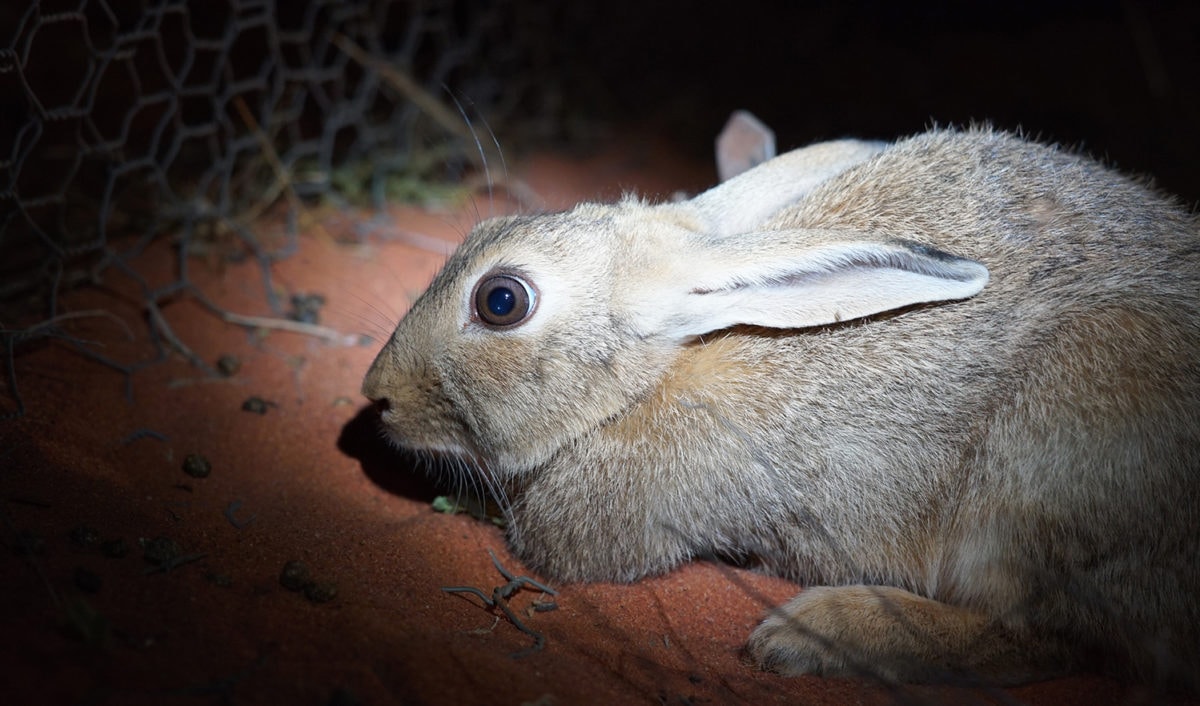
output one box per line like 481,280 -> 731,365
377,425 -> 473,460
378,420 -> 536,480
375,409 -> 477,457
383,429 -> 524,482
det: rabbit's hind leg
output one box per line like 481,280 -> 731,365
748,584 -> 1068,686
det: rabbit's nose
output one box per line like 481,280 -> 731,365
368,396 -> 391,414
361,351 -> 392,403
360,373 -> 390,411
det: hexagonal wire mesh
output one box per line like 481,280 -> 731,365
0,0 -> 547,418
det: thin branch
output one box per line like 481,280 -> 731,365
333,33 -> 497,170
230,95 -> 333,242
217,310 -> 359,346
146,301 -> 209,370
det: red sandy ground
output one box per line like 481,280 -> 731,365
1,137 -> 1193,705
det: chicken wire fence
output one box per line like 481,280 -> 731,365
0,0 -> 553,418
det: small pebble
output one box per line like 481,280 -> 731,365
279,560 -> 311,592
288,293 -> 326,324
216,354 -> 242,377
242,397 -> 269,414
182,454 -> 211,479
141,536 -> 182,566
69,525 -> 102,551
304,581 -> 338,604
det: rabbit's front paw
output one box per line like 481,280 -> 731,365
748,585 -> 1056,685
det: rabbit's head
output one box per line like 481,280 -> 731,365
361,138 -> 988,478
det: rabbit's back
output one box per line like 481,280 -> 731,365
787,129 -> 1198,299
744,128 -> 1200,669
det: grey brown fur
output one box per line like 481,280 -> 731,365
362,128 -> 1200,689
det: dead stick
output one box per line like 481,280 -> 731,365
332,33 -> 498,170
231,95 -> 333,242
218,310 -> 359,346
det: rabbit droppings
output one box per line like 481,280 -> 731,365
362,128 -> 1199,689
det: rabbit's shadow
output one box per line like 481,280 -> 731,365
337,405 -> 440,503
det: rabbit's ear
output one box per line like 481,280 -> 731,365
639,235 -> 988,340
691,139 -> 888,237
715,110 -> 776,182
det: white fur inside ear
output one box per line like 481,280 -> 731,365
651,239 -> 989,340
688,265 -> 987,332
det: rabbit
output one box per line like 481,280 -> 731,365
361,126 -> 1200,690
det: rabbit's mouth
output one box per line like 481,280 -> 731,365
376,408 -> 476,459
383,428 -> 469,458
364,360 -> 482,459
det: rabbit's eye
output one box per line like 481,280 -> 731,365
472,272 -> 536,328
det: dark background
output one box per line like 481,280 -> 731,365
536,0 -> 1198,204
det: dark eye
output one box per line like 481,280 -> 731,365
472,272 -> 536,328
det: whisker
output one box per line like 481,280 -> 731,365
443,84 -> 493,216
336,294 -> 400,340
466,93 -> 509,220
